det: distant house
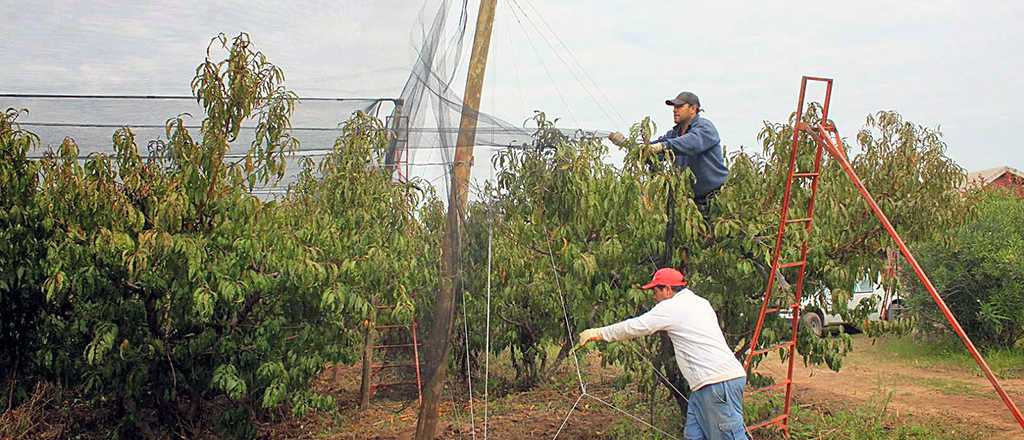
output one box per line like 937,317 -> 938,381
965,166 -> 1024,196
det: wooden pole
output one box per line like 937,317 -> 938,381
415,0 -> 497,438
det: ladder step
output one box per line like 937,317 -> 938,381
751,380 -> 791,394
763,303 -> 801,315
746,413 -> 788,432
778,261 -> 806,269
793,172 -> 819,178
371,343 -> 420,349
373,324 -> 412,330
370,381 -> 419,389
752,341 -> 794,357
785,217 -> 812,225
371,362 -> 418,370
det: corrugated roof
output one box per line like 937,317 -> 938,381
965,166 -> 1024,187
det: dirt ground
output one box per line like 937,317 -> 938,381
280,335 -> 1024,439
756,335 -> 1024,438
285,360 -> 654,440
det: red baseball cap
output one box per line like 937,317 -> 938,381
641,268 -> 687,289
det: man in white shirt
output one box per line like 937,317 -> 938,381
577,268 -> 749,440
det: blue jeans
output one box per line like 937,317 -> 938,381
684,377 -> 749,440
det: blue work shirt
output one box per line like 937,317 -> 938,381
652,115 -> 729,198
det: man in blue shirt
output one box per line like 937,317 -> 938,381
610,92 -> 728,216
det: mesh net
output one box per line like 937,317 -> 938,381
1,0 -> 608,197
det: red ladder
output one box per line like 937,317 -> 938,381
743,76 -> 832,436
360,304 -> 423,407
744,76 -> 1024,437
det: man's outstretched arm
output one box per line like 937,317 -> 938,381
661,123 -> 720,156
577,306 -> 671,348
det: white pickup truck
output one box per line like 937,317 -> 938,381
778,274 -> 903,337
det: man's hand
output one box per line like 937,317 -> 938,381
644,142 -> 665,155
572,328 -> 603,353
607,131 -> 627,147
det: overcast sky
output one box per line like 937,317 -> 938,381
3,0 -> 1022,176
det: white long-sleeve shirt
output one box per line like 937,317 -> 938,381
599,288 -> 745,391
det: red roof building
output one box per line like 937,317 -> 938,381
965,166 -> 1024,196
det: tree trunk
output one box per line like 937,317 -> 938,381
359,321 -> 376,409
414,3 -> 497,438
656,332 -> 690,434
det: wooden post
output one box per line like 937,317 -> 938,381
414,0 -> 497,438
358,314 -> 377,409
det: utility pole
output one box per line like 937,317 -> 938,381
415,0 -> 497,438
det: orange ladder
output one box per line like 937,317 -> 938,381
744,76 -> 1024,436
361,304 -> 423,406
743,76 -> 833,437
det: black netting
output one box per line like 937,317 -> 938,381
1,0 -> 609,198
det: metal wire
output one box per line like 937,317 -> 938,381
551,393 -> 585,440
543,230 -> 587,395
461,270 -> 478,440
586,394 -> 680,440
483,220 -> 493,440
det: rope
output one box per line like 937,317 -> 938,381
551,393 -> 585,440
484,221 -> 493,440
519,0 -> 627,127
543,230 -> 587,394
504,0 -> 582,129
0,93 -> 396,102
460,275 -> 478,440
586,394 -> 680,440
623,343 -> 688,403
509,0 -> 626,128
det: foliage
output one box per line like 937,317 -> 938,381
0,34 -> 432,438
880,335 -> 1024,379
457,107 -> 968,421
906,189 -> 1024,349
751,392 -> 979,440
0,109 -> 47,410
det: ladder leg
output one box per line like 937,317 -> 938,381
746,76 -> 832,437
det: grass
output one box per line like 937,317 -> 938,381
785,394 -> 982,440
879,335 -> 1024,379
899,375 -> 991,398
602,390 -> 978,440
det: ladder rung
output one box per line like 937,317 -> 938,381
373,324 -> 411,330
778,261 -> 806,269
746,413 -> 788,432
371,343 -> 420,349
785,217 -> 812,225
793,172 -> 819,178
751,380 -> 790,394
371,362 -> 417,370
763,303 -> 801,315
371,381 -> 419,389
752,341 -> 794,357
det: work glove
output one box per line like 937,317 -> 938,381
572,328 -> 604,353
607,131 -> 627,147
644,142 -> 666,155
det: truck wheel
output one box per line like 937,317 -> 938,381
887,300 -> 906,320
801,312 -> 824,338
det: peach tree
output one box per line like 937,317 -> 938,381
458,108 -> 966,422
0,34 -> 433,438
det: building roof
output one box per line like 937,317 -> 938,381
965,166 -> 1024,187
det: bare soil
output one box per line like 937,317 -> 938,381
755,335 -> 1024,437
270,335 -> 1024,439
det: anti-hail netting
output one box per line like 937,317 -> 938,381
1,0 -> 612,198
1,0 -> 676,437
